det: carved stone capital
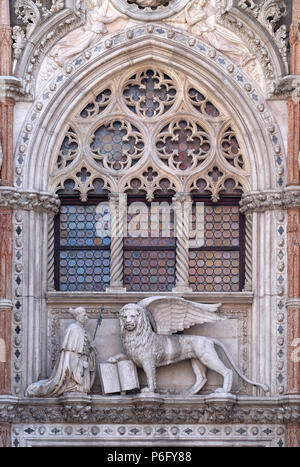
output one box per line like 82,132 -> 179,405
268,75 -> 300,100
240,189 -> 300,213
0,77 -> 24,101
0,188 -> 60,214
172,192 -> 192,205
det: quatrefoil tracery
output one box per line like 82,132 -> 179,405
52,66 -> 249,201
156,119 -> 211,172
89,119 -> 144,171
123,69 -> 177,118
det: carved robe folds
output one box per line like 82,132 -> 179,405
25,322 -> 96,397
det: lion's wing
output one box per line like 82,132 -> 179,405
138,297 -> 224,335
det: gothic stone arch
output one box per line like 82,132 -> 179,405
11,30 -> 288,422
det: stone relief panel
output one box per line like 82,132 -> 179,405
47,302 -> 252,396
40,0 -> 265,90
11,0 -> 289,100
47,0 -> 128,69
164,0 -> 264,87
11,20 -> 288,398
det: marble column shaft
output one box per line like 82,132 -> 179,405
172,193 -> 192,292
106,193 -> 127,292
286,2 -> 300,447
0,1 -> 13,447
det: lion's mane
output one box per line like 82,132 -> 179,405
120,304 -> 155,357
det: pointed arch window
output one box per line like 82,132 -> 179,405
51,66 -> 250,293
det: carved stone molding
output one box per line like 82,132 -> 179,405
46,291 -> 254,306
237,0 -> 288,67
0,188 -> 60,213
11,421 -> 285,447
217,7 -> 287,86
240,189 -> 300,213
12,422 -> 285,447
13,6 -> 85,99
286,298 -> 300,309
0,395 -> 299,426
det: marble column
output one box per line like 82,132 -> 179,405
286,1 -> 300,447
106,193 -> 127,292
0,423 -> 10,447
0,0 -> 13,447
172,193 -> 193,293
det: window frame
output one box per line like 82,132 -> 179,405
54,194 -> 110,291
189,194 -> 245,292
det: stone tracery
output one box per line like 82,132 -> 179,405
51,66 -> 249,199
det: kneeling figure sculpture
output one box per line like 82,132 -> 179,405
109,297 -> 269,395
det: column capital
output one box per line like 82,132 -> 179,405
239,188 -> 300,213
172,192 -> 192,205
0,76 -> 24,101
0,188 -> 60,214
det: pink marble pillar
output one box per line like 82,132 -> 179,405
0,4 -> 13,443
286,0 -> 300,448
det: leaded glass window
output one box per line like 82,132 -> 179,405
189,197 -> 245,292
123,196 -> 176,292
55,182 -> 110,291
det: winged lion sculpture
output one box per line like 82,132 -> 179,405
108,296 -> 269,395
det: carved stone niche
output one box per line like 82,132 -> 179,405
47,300 -> 251,396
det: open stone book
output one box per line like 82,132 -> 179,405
99,360 -> 140,395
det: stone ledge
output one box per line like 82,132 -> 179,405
0,394 -> 299,425
46,291 -> 254,307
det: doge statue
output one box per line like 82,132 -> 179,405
108,297 -> 269,395
25,307 -> 96,397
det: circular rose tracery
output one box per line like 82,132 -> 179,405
90,120 -> 144,171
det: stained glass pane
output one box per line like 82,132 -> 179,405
125,204 -> 175,247
124,250 -> 176,292
189,250 -> 240,292
59,250 -> 110,292
60,205 -> 110,247
202,205 -> 240,247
